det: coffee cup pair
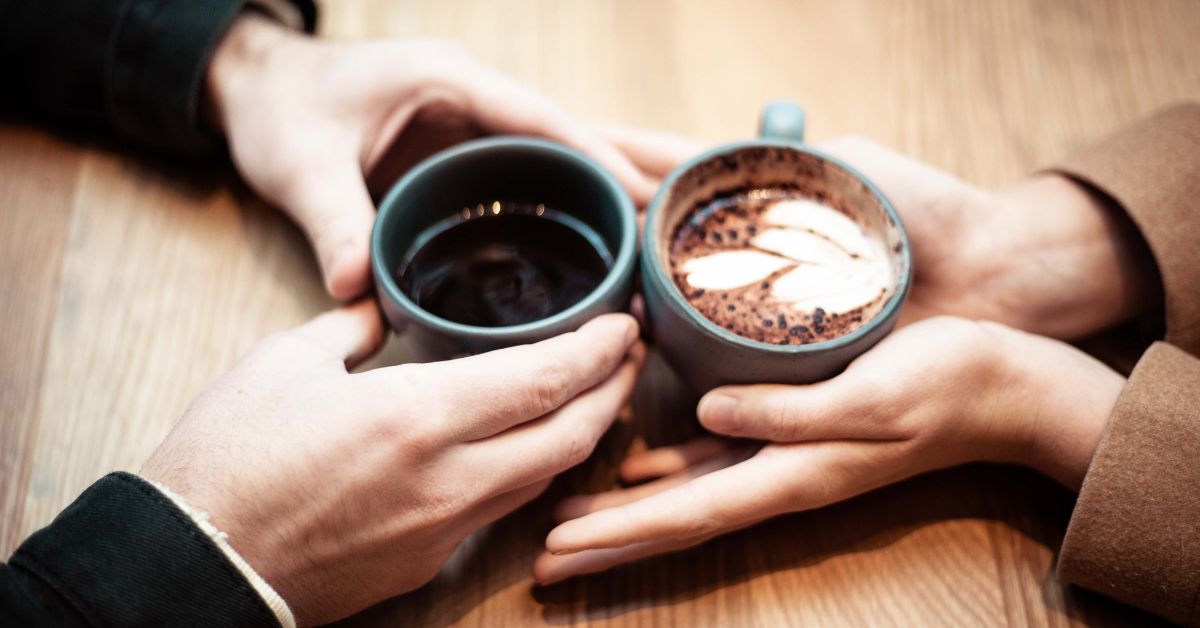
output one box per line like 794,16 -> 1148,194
371,102 -> 912,390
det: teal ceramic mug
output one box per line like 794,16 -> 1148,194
640,102 -> 913,392
371,136 -> 637,361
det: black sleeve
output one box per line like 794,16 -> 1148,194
0,0 -> 316,155
2,472 -> 281,627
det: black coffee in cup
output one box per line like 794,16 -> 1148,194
395,201 -> 613,327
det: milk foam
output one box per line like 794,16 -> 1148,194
680,198 -> 891,315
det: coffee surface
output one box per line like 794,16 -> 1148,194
669,189 -> 893,344
397,202 -> 611,327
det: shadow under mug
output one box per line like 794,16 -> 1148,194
371,136 -> 637,361
640,102 -> 913,392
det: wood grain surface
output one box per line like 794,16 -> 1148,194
3,1 -> 1198,625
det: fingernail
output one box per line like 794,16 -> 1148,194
550,548 -> 581,556
698,394 -> 737,430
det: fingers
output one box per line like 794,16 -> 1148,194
555,442 -> 754,522
290,299 -> 386,367
401,314 -> 640,441
618,436 -> 733,482
544,451 -> 785,555
545,441 -> 907,557
556,124 -> 659,208
534,535 -> 715,585
457,67 -> 657,206
282,159 -> 377,300
461,342 -> 646,494
696,380 -> 900,443
594,123 -> 706,180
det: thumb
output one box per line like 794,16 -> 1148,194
696,379 -> 890,443
289,299 -> 386,369
283,160 -> 377,300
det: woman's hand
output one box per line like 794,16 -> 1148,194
815,137 -> 1161,338
533,316 -> 1123,584
603,127 -> 1162,339
204,14 -> 655,300
141,302 -> 644,625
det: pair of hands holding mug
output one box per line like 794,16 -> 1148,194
142,12 -> 1160,625
533,131 -> 1159,582
147,14 -> 653,625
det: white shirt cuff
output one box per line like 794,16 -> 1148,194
149,481 -> 297,628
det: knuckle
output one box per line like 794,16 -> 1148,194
357,369 -> 448,456
677,486 -> 722,537
527,360 -> 573,415
366,411 -> 406,446
853,374 -> 895,422
762,400 -> 801,441
386,363 -> 426,389
397,420 -> 444,458
421,486 -> 474,525
928,317 -> 1006,375
558,434 -> 594,470
853,369 -> 891,403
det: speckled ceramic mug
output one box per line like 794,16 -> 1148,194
640,102 -> 913,392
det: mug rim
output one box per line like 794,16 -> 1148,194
642,139 -> 913,356
371,136 -> 638,340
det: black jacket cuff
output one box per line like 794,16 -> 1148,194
0,0 -> 317,156
107,0 -> 315,154
8,472 -> 280,627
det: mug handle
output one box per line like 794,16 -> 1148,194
758,101 -> 806,143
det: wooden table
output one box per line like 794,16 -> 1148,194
3,1 -> 1197,625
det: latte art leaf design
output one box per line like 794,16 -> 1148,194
676,250 -> 794,290
680,198 -> 891,316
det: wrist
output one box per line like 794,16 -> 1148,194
203,12 -> 293,135
149,480 -> 296,627
979,175 -> 1161,339
989,325 -> 1124,489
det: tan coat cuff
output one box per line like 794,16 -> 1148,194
1058,342 -> 1200,626
1050,102 -> 1200,355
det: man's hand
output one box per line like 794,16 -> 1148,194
602,127 -> 1162,339
533,316 -> 1123,584
141,302 -> 644,625
204,14 -> 655,300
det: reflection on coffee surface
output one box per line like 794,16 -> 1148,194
669,188 -> 894,344
397,201 -> 612,327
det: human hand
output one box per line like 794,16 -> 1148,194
601,126 -> 1161,339
533,316 -> 1122,584
141,301 -> 644,625
204,14 -> 655,300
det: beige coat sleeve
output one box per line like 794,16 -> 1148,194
1051,102 -> 1200,626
